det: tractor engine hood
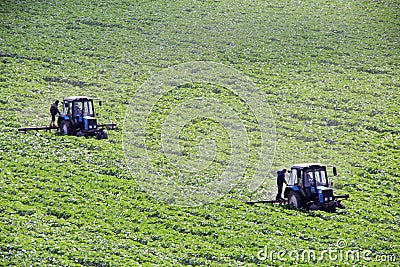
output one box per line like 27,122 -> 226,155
317,186 -> 331,192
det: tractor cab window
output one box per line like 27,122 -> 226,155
314,169 -> 328,186
83,100 -> 94,117
73,101 -> 83,117
288,169 -> 298,186
63,102 -> 71,115
304,169 -> 328,187
304,171 -> 314,187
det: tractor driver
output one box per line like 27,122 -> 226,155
73,102 -> 82,116
72,102 -> 83,126
304,172 -> 313,197
305,173 -> 313,187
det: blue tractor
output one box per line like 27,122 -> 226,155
57,96 -> 114,139
284,163 -> 348,212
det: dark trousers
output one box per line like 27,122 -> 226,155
276,185 -> 283,200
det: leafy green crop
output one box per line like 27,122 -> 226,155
1,0 -> 399,266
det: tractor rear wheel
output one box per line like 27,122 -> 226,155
59,121 -> 71,135
288,191 -> 304,209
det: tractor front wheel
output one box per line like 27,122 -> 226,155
100,130 -> 108,139
96,130 -> 108,140
287,191 -> 304,209
59,121 -> 71,135
327,202 -> 337,213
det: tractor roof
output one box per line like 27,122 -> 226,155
64,96 -> 92,102
291,163 -> 324,169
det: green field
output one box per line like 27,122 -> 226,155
1,0 -> 399,266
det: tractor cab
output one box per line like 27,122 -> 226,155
284,163 -> 345,212
287,164 -> 330,189
62,97 -> 95,118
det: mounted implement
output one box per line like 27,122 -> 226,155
247,163 -> 349,212
18,96 -> 116,139
18,126 -> 59,133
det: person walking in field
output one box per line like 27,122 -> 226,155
50,100 -> 60,127
276,168 -> 287,200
